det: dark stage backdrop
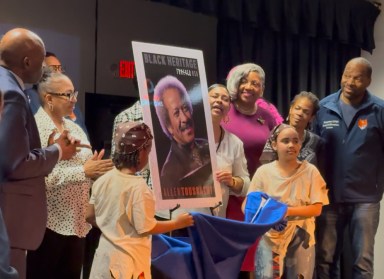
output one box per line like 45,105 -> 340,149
150,0 -> 380,117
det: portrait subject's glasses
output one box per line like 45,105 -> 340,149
48,91 -> 78,101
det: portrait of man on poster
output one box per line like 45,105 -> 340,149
153,75 -> 213,199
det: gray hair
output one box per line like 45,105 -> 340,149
153,75 -> 192,139
37,70 -> 71,105
226,63 -> 266,101
208,83 -> 228,93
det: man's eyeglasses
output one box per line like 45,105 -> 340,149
46,64 -> 64,73
48,91 -> 78,101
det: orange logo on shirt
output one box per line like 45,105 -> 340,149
357,118 -> 368,130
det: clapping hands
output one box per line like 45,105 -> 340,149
84,149 -> 114,179
47,129 -> 114,179
48,129 -> 92,160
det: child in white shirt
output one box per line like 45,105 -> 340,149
86,122 -> 194,279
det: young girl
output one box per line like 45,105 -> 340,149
86,122 -> 194,279
243,124 -> 328,279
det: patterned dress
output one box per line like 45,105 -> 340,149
35,108 -> 93,237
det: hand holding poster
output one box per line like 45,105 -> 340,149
132,42 -> 221,211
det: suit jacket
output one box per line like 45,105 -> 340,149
0,66 -> 59,250
160,139 -> 213,199
0,210 -> 18,278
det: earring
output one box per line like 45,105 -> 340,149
223,115 -> 230,124
48,102 -> 53,111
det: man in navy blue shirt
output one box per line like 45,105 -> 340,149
314,57 -> 384,279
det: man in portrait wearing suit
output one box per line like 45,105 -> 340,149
153,75 -> 212,200
0,28 -> 83,279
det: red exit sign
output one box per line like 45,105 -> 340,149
119,60 -> 135,78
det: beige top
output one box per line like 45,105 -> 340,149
248,160 -> 329,256
90,168 -> 157,279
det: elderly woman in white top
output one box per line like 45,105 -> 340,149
26,71 -> 114,279
208,84 -> 250,217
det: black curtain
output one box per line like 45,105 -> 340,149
150,0 -> 380,117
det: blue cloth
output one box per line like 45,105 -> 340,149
152,235 -> 195,279
244,191 -> 287,226
151,192 -> 287,279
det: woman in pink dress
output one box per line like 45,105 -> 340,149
222,63 -> 280,278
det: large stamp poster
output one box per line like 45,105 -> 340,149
132,41 -> 221,210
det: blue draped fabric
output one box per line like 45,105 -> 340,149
152,192 -> 287,279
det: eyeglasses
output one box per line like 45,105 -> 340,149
48,91 -> 78,101
46,64 -> 65,73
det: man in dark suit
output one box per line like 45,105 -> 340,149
0,28 -> 83,279
0,92 -> 18,279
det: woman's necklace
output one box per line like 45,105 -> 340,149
216,126 -> 224,152
235,102 -> 257,115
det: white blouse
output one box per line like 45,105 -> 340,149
35,108 -> 92,237
216,129 -> 250,217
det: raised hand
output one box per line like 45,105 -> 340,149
47,129 -> 58,146
66,131 -> 92,149
83,149 -> 114,179
53,130 -> 77,160
53,130 -> 92,160
174,213 -> 194,230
